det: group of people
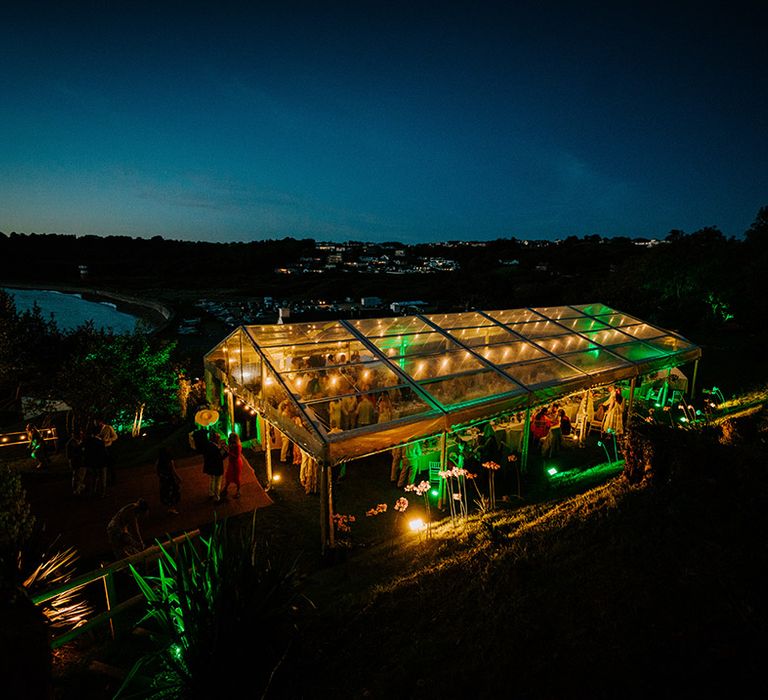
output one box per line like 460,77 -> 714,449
64,418 -> 118,496
106,429 -> 246,559
192,427 -> 245,502
530,403 -> 573,456
288,352 -> 403,431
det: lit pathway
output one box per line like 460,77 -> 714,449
24,452 -> 272,562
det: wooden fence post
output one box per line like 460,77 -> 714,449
102,566 -> 117,639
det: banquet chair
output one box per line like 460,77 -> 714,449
428,460 -> 444,505
428,460 -> 442,487
669,390 -> 685,406
588,416 -> 603,436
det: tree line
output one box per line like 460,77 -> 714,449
0,291 -> 180,430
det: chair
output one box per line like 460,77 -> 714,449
588,417 -> 603,436
428,460 -> 442,487
669,390 -> 685,406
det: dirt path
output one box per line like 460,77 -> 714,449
24,452 -> 272,562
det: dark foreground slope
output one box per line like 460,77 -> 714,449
280,417 -> 767,699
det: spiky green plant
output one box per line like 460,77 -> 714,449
116,520 -> 308,699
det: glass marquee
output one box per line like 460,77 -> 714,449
204,304 -> 700,464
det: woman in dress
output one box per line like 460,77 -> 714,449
222,432 -> 243,499
602,386 -> 625,436
156,447 -> 181,514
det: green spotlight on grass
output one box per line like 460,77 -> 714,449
547,467 -> 558,476
430,489 -> 439,497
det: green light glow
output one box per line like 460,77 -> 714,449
547,467 -> 558,476
430,489 -> 439,497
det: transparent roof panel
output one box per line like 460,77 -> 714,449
594,313 -> 641,327
561,348 -> 630,373
507,320 -> 570,339
617,323 -> 666,340
258,340 -> 374,373
485,308 -> 541,324
372,331 -> 461,358
399,350 -> 487,381
532,306 -> 585,320
281,361 -> 404,402
475,341 -> 548,364
580,328 -> 636,346
607,342 -> 668,362
503,358 -> 584,388
246,321 -> 354,347
536,334 -> 597,354
574,303 -> 617,316
445,325 -> 524,348
421,370 -> 525,408
425,311 -> 496,329
557,317 -> 612,333
642,335 -> 696,354
351,315 -> 432,337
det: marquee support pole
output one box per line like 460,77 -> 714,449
520,405 -> 531,474
690,359 -> 699,400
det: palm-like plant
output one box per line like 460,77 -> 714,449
117,521 -> 308,699
23,544 -> 92,629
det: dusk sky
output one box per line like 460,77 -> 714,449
1,0 -> 766,243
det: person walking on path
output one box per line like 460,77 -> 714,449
26,424 -> 50,470
107,499 -> 149,559
83,427 -> 108,496
96,418 -> 118,485
156,447 -> 182,515
221,432 -> 243,499
203,433 -> 226,502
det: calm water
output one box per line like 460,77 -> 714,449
4,288 -> 138,333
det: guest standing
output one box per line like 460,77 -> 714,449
222,433 -> 243,499
26,424 -> 50,470
602,387 -> 625,436
96,418 -> 118,484
203,433 -> 227,501
83,428 -> 108,496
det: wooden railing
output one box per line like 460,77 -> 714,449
0,427 -> 58,449
32,529 -> 200,649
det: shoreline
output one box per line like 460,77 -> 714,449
1,282 -> 174,332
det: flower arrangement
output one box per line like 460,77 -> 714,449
332,513 -> 355,532
507,454 -> 521,498
404,481 -> 434,537
404,480 -> 434,538
482,461 -> 501,508
394,497 -> 409,513
440,465 -> 468,522
404,480 -> 431,496
365,503 -> 387,517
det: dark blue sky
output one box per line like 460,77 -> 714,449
1,1 -> 766,242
